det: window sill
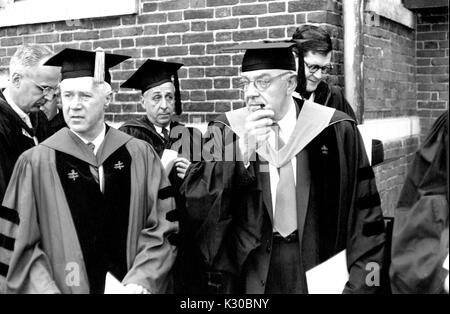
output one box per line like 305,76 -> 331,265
0,0 -> 138,28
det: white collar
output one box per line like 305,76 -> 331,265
154,124 -> 169,136
3,88 -> 32,128
71,124 -> 106,155
292,91 -> 315,102
292,91 -> 302,100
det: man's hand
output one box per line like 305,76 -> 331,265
174,157 -> 191,179
123,284 -> 150,294
239,108 -> 274,164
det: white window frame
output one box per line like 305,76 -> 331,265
365,0 -> 415,29
0,0 -> 139,28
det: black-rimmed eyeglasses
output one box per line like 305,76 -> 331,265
304,62 -> 333,74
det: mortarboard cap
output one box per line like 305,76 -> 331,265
120,59 -> 183,115
44,48 -> 130,84
223,41 -> 298,72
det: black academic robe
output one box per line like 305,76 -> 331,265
119,116 -> 202,161
179,98 -> 388,294
29,110 -> 51,143
308,81 -> 357,121
390,111 -> 449,294
119,116 -> 203,293
0,127 -> 178,294
0,90 -> 37,203
299,82 -> 384,166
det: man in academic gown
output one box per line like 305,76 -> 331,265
290,25 -> 356,120
291,25 -> 384,166
0,44 -> 59,203
118,59 -> 202,293
0,48 -> 178,294
390,111 -> 449,294
179,42 -> 387,293
119,59 -> 202,180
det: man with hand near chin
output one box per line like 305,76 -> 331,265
180,41 -> 387,294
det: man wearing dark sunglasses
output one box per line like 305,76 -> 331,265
0,44 -> 59,204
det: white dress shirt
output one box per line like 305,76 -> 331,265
292,91 -> 315,102
71,124 -> 106,192
154,124 -> 169,139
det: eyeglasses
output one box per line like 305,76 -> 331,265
25,76 -> 57,97
239,72 -> 291,92
304,62 -> 333,74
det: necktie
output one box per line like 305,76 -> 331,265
161,127 -> 172,149
22,115 -> 33,129
161,127 -> 170,142
272,124 -> 298,237
87,142 -> 100,186
22,116 -> 38,145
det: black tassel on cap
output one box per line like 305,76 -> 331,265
173,71 -> 182,115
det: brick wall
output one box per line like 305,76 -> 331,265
0,0 -> 345,124
362,7 -> 448,216
362,14 -> 419,216
363,14 -> 417,120
372,6 -> 449,216
415,7 -> 449,138
373,136 -> 420,217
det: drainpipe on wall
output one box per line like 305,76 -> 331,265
343,0 -> 365,124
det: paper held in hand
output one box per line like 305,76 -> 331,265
444,254 -> 449,271
161,149 -> 178,173
306,250 -> 349,294
104,272 -> 128,294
